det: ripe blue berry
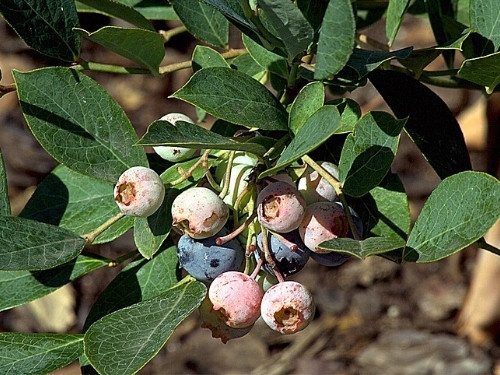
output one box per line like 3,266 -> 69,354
261,281 -> 315,334
256,231 -> 310,277
114,166 -> 165,217
177,229 -> 243,283
153,113 -> 197,162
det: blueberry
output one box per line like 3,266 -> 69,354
309,251 -> 350,267
177,229 -> 244,283
255,231 -> 310,277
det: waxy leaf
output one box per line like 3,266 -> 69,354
470,0 -> 500,50
0,333 -> 83,374
134,190 -> 178,259
386,0 -> 411,46
84,246 -> 180,328
297,0 -> 329,30
160,158 -> 219,190
76,0 -> 154,30
231,53 -> 266,80
0,0 -> 80,61
369,69 -> 472,179
257,0 -> 314,60
14,67 -> 148,183
407,171 -> 500,262
315,0 -> 355,79
139,120 -> 268,156
77,27 -> 165,75
0,216 -> 85,271
346,47 -> 413,78
0,254 -> 108,312
172,67 -> 288,131
192,46 -> 229,71
77,0 -> 178,20
172,0 -> 228,47
0,152 -> 9,216
458,52 -> 500,93
242,34 -> 288,78
260,105 -> 341,178
21,165 -> 133,244
339,112 -> 406,197
289,82 -> 324,135
85,279 -> 206,375
318,236 -> 406,259
332,98 -> 361,134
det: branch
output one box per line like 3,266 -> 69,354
0,83 -> 16,97
160,25 -> 188,42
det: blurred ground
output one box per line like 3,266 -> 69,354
0,12 -> 498,375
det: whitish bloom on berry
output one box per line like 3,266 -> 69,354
298,162 -> 339,204
153,113 -> 197,162
114,166 -> 165,217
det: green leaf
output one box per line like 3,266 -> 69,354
134,190 -> 178,259
172,67 -> 288,131
0,254 -> 108,312
0,216 -> 85,271
332,98 -> 361,134
192,46 -> 229,72
172,0 -> 228,47
458,52 -> 500,93
231,53 -> 267,80
407,171 -> 500,262
425,0 -> 457,66
85,279 -> 206,375
0,152 -> 9,216
289,82 -> 324,135
84,246 -> 180,328
76,27 -> 165,75
257,0 -> 314,60
160,158 -> 219,189
315,0 -> 355,79
138,120 -> 268,156
242,34 -> 288,78
470,0 -> 500,50
0,333 -> 83,375
346,47 -> 413,78
297,0 -> 329,30
0,0 -> 80,61
399,48 -> 441,76
369,69 -> 472,179
14,67 -> 148,183
260,105 -> 341,178
21,165 -> 133,244
339,112 -> 406,197
386,0 -> 411,46
76,0 -> 154,31
76,0 -> 177,20
318,236 -> 406,259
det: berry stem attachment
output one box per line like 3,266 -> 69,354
216,212 -> 257,245
219,151 -> 236,199
249,257 -> 263,279
301,155 -> 361,240
270,231 -> 299,252
168,150 -> 211,186
83,212 -> 125,244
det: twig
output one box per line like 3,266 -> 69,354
160,25 -> 188,42
168,150 -> 210,186
107,250 -> 140,267
216,212 -> 256,245
219,151 -> 235,199
0,83 -> 16,97
84,212 -> 126,244
74,60 -> 150,75
477,238 -> 500,256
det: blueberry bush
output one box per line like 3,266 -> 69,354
0,0 -> 499,374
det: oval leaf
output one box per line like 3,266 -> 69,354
85,279 -> 206,375
0,0 -> 80,61
172,67 -> 288,131
242,34 -> 288,78
339,111 -> 406,197
315,0 -> 355,79
369,69 -> 472,179
84,246 -> 180,328
458,52 -> 500,94
260,105 -> 341,178
319,236 -> 406,259
0,254 -> 108,312
192,46 -> 229,71
0,333 -> 83,374
346,47 -> 413,78
470,0 -> 500,50
0,152 -> 9,216
13,67 -> 148,183
407,171 -> 500,262
21,165 -> 133,244
386,0 -> 411,46
0,216 -> 85,271
76,27 -> 165,75
172,0 -> 229,47
289,81 -> 325,135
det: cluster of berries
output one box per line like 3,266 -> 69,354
113,113 -> 362,342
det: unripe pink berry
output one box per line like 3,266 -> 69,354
299,202 -> 349,253
257,181 -> 306,233
199,297 -> 253,343
298,162 -> 339,204
208,271 -> 263,328
172,187 -> 229,239
114,166 -> 165,217
153,113 -> 197,162
261,281 -> 314,334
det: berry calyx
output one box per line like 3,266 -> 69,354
113,166 -> 165,217
208,271 -> 263,328
172,187 -> 229,239
261,281 -> 315,334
